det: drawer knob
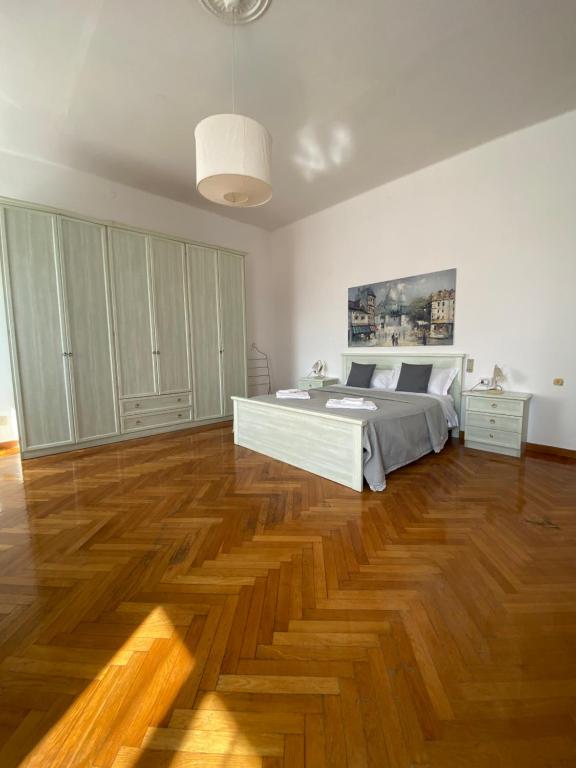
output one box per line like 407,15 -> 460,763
489,433 -> 494,439
178,413 -> 182,417
136,420 -> 142,425
177,398 -> 182,402
490,418 -> 495,424
135,403 -> 140,408
491,403 -> 497,408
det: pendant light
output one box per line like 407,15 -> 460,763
195,0 -> 272,207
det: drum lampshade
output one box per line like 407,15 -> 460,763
195,114 -> 272,207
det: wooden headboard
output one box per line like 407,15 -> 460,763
341,352 -> 466,423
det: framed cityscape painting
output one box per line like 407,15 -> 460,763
348,268 -> 456,347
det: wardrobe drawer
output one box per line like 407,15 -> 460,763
466,411 -> 522,433
121,408 -> 192,433
120,393 -> 192,416
466,397 -> 523,417
466,426 -> 521,450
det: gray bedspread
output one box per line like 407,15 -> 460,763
253,386 -> 448,491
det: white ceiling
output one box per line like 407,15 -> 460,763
1,0 -> 576,230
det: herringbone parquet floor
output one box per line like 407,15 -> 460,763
0,425 -> 575,767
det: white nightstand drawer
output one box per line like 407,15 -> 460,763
121,408 -> 192,433
467,397 -> 524,417
298,377 -> 339,390
466,425 -> 521,450
466,411 -> 522,433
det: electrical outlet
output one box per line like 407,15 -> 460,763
553,378 -> 564,386
466,358 -> 474,373
0,415 -> 9,427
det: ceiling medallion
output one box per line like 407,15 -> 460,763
199,0 -> 272,25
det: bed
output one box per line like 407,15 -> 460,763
232,352 -> 465,492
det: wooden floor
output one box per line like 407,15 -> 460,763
0,442 -> 19,458
0,426 -> 575,767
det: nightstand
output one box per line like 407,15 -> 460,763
463,390 -> 532,457
298,376 -> 339,391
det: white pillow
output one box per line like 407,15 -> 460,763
370,367 -> 399,390
427,367 -> 458,396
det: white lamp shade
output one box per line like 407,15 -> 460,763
195,114 -> 272,207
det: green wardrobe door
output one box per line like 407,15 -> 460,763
217,250 -> 247,416
109,228 -> 156,398
187,245 -> 222,419
60,217 -> 119,441
150,237 -> 190,395
1,207 -> 74,450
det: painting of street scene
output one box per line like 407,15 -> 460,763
348,269 -> 456,347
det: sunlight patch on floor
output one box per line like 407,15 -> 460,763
21,605 -> 197,768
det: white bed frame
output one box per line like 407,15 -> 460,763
232,352 -> 466,492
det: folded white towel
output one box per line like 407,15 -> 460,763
341,396 -> 365,404
276,389 -> 310,400
326,398 -> 377,410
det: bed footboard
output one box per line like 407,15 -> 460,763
232,397 -> 365,492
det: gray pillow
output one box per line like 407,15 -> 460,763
346,362 -> 376,388
395,363 -> 433,393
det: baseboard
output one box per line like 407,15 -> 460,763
525,442 -> 576,459
458,430 -> 575,459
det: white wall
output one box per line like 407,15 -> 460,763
0,151 -> 275,441
271,111 -> 576,450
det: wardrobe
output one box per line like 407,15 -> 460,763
0,200 -> 247,458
